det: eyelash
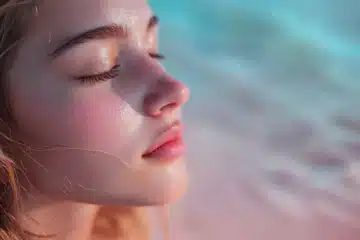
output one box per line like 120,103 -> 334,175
76,52 -> 165,84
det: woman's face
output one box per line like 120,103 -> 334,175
8,0 -> 189,205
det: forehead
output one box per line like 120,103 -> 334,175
30,0 -> 151,46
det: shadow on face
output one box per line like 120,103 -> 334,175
5,0 -> 190,206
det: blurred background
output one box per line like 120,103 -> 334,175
150,1 -> 360,239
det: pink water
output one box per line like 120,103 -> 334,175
165,95 -> 360,240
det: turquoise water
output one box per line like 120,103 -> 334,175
150,2 -> 360,240
152,1 -> 360,122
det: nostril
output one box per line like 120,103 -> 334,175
150,103 -> 178,117
162,103 -> 177,110
160,103 -> 178,113
143,75 -> 190,117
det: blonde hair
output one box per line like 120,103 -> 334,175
0,1 -> 151,239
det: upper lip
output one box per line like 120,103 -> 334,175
143,120 -> 183,155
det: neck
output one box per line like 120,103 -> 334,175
19,193 -> 99,240
18,191 -> 152,240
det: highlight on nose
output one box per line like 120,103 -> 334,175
143,76 -> 190,117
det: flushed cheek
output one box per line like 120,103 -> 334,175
12,90 -> 188,204
64,95 -> 143,153
15,89 -> 143,157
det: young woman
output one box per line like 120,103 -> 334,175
0,0 -> 190,239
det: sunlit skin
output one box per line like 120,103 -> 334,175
5,0 -> 190,238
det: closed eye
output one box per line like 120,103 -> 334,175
74,52 -> 165,85
75,64 -> 120,84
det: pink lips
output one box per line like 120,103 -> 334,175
143,121 -> 185,162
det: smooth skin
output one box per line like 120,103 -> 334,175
6,0 -> 189,238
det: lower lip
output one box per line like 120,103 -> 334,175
143,137 -> 185,162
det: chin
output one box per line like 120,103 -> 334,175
148,178 -> 188,206
134,156 -> 189,206
115,168 -> 189,206
127,171 -> 189,206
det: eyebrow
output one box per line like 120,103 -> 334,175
50,15 -> 160,59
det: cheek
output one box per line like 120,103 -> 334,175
13,89 -> 143,153
66,96 -> 143,151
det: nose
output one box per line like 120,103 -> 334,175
143,74 -> 190,117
